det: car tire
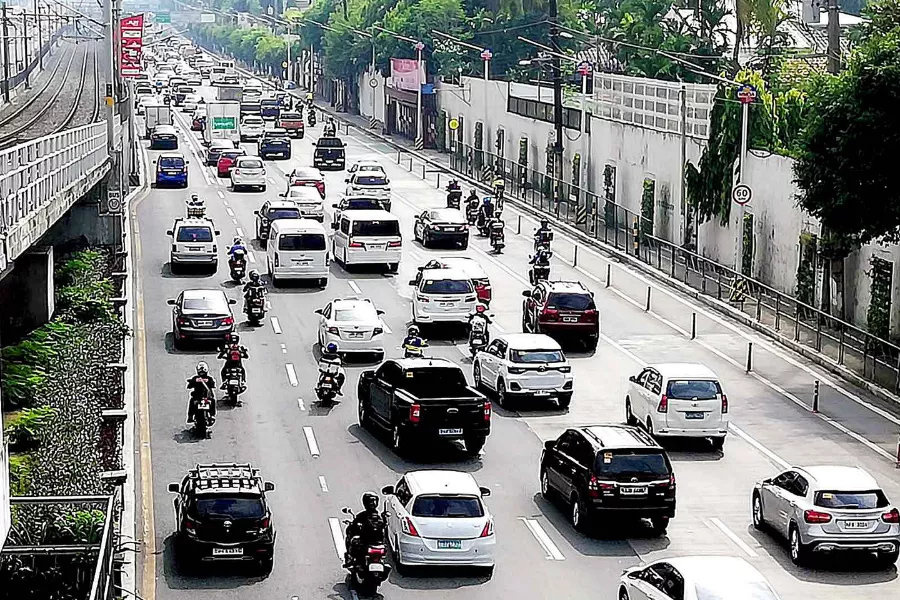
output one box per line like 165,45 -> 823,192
258,557 -> 274,575
570,492 -> 591,533
391,533 -> 408,575
710,436 -> 725,451
392,425 -> 408,455
388,263 -> 399,273
557,393 -> 572,410
460,238 -> 469,250
789,524 -> 810,566
373,351 -> 385,363
422,231 -> 431,248
645,416 -> 655,438
752,493 -> 765,530
261,185 -> 267,192
625,398 -> 637,426
618,587 -> 630,600
358,398 -> 372,430
464,435 -> 486,456
473,362 -> 485,391
584,337 -> 598,352
649,516 -> 669,536
521,309 -> 529,333
318,278 -> 328,288
540,468 -> 553,500
496,378 -> 512,409
880,548 -> 900,567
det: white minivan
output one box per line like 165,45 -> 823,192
266,219 -> 329,287
331,209 -> 401,272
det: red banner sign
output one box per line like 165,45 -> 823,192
120,14 -> 144,78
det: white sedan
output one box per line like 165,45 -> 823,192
618,556 -> 781,600
182,93 -> 202,112
315,298 -> 386,358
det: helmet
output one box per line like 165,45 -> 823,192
483,197 -> 491,205
196,361 -> 209,375
190,193 -> 199,202
229,333 -> 241,345
540,218 -> 549,227
362,492 -> 379,511
233,236 -> 242,245
325,342 -> 338,355
249,269 -> 260,282
475,304 -> 486,313
407,325 -> 420,337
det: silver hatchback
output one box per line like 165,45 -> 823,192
752,465 -> 900,567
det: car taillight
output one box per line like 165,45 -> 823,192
483,401 -> 491,421
327,327 -> 339,334
540,308 -> 558,321
349,240 -> 363,248
410,403 -> 421,423
259,517 -> 270,529
721,394 -> 728,414
177,317 -> 190,326
373,327 -> 383,336
804,509 -> 832,524
657,394 -> 668,413
388,240 -> 401,248
401,517 -> 419,537
582,309 -> 598,322
220,316 -> 234,326
882,508 -> 900,523
316,181 -> 324,195
183,516 -> 198,534
480,519 -> 494,537
367,546 -> 386,556
274,252 -> 279,266
588,474 -> 615,498
668,473 -> 676,490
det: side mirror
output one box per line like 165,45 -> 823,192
185,160 -> 190,165
544,440 -> 554,451
166,299 -> 176,305
381,485 -> 395,495
628,375 -> 637,383
264,481 -> 275,492
254,210 -> 259,215
228,298 -> 237,305
214,230 -> 221,235
331,204 -> 338,208
341,506 -> 354,515
167,482 -> 179,493
314,308 -> 323,315
279,192 -> 286,197
479,487 -> 491,497
408,280 -> 417,286
522,290 -> 531,297
377,309 -> 385,315
627,571 -> 642,580
330,222 -> 338,230
166,230 -> 173,236
344,178 -> 349,183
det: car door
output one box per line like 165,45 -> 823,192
414,210 -> 427,239
644,370 -> 664,427
552,431 -> 584,499
652,562 -> 684,600
491,340 -> 509,389
257,202 -> 270,237
524,288 -> 539,331
318,302 -> 332,340
766,470 -> 799,534
544,431 -> 574,493
387,477 -> 412,543
478,340 -> 502,387
630,369 -> 652,421
369,362 -> 400,424
627,565 -> 672,600
335,217 -> 350,256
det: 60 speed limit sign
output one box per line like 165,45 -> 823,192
732,183 -> 752,205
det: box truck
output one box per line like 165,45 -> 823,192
203,100 -> 241,146
144,104 -> 173,139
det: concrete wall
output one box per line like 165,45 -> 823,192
358,67 -> 387,125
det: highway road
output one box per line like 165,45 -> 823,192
132,80 -> 900,600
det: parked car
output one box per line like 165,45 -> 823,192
231,156 -> 267,192
413,208 -> 468,249
168,289 -> 236,348
216,148 -> 247,178
316,298 -> 386,359
521,280 -> 599,350
619,557 -> 782,600
254,200 -> 302,245
167,217 -> 220,273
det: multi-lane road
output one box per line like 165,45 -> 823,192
133,80 -> 900,600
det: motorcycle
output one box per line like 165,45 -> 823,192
489,219 -> 505,254
341,507 -> 391,596
468,316 -> 490,357
308,109 -> 317,127
402,340 -> 428,358
492,180 -> 505,213
465,201 -> 479,225
229,250 -> 247,282
315,372 -> 339,404
194,396 -> 214,438
529,262 -> 550,285
223,366 -> 244,406
245,292 -> 266,325
447,192 -> 461,209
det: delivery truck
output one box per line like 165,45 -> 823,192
144,104 -> 173,139
203,100 -> 241,146
217,84 -> 243,102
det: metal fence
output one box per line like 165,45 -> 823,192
449,141 -> 900,393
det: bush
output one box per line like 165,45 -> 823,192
8,453 -> 35,496
4,407 -> 58,452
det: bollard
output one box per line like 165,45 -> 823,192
645,287 -> 651,312
408,157 -> 413,171
422,163 -> 426,179
574,245 -> 578,268
397,150 -> 401,164
436,173 -> 441,189
691,312 -> 696,340
746,342 -> 753,372
812,380 -> 820,413
516,214 -> 522,235
605,263 -> 611,288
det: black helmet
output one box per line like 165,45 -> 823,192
249,269 -> 260,282
362,492 -> 379,511
540,218 -> 549,227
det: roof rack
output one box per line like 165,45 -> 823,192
189,463 -> 262,491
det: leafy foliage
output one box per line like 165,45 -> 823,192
867,256 -> 893,339
4,407 -> 58,452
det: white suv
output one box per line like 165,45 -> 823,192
230,156 -> 267,192
167,217 -> 220,273
345,169 -> 391,200
473,333 -> 573,409
625,363 -> 728,450
240,115 -> 266,141
410,268 -> 477,325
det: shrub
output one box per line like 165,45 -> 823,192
4,407 -> 58,451
8,453 -> 35,496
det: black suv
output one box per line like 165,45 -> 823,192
522,280 -> 599,350
167,463 -> 277,572
312,136 -> 346,170
539,425 -> 675,535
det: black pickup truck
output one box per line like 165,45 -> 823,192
357,357 -> 491,457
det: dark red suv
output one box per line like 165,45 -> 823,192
522,280 -> 598,350
287,167 -> 325,198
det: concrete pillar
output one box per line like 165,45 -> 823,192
0,246 -> 54,341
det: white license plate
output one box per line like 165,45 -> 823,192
348,332 -> 364,338
196,320 -> 214,327
320,382 -> 332,389
368,563 -> 385,572
367,244 -> 385,251
685,412 -> 705,420
563,317 -> 577,323
620,486 -> 647,496
440,302 -> 455,307
439,428 -> 463,436
842,520 -> 871,529
437,539 -> 462,550
212,547 -> 243,556
292,258 -> 311,264
533,391 -> 551,397
188,246 -> 203,251
228,379 -> 240,386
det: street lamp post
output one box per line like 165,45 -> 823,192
734,83 -> 756,275
414,40 -> 424,150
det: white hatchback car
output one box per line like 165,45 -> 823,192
285,186 -> 325,221
240,115 -> 266,141
382,470 -> 495,572
316,298 -> 386,359
410,268 -> 477,325
619,556 -> 781,600
230,156 -> 267,191
473,333 -> 573,409
625,363 -> 728,450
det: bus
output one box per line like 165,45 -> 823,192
210,60 -> 235,85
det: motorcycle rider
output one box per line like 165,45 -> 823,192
243,269 -> 266,311
185,362 -> 217,424
324,117 -> 336,137
477,197 -> 495,234
317,342 -> 346,396
446,179 -> 462,207
218,333 -> 248,392
343,492 -> 387,569
465,190 -> 480,223
489,217 -> 505,251
491,176 -> 505,212
468,304 -> 492,339
186,193 -> 206,218
534,218 -> 554,250
402,325 -> 426,353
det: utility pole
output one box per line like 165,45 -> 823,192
2,3 -> 9,103
548,0 -> 564,197
35,0 -> 41,70
826,0 -> 841,74
22,9 -> 28,89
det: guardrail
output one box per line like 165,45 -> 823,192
0,122 -> 109,272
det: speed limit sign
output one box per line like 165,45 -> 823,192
732,183 -> 752,205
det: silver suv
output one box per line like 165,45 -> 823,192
752,465 -> 900,567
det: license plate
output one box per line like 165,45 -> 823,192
348,332 -> 364,338
533,391 -> 551,397
439,428 -> 463,436
685,412 -> 705,420
320,382 -> 332,389
368,563 -> 385,572
212,547 -> 243,556
440,302 -> 455,307
437,539 -> 462,550
196,320 -> 213,328
563,317 -> 577,323
842,520 -> 871,529
188,247 -> 203,251
292,258 -> 311,264
620,486 -> 647,496
228,379 -> 240,386
367,244 -> 385,251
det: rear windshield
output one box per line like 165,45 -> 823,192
176,227 -> 213,242
814,490 -> 888,509
238,159 -> 263,169
193,496 -> 265,519
421,279 -> 473,294
412,495 -> 484,518
269,208 -> 302,220
158,157 -> 183,168
694,581 -> 779,600
334,305 -> 377,322
510,349 -> 564,363
546,292 -> 595,311
355,175 -> 387,186
317,137 -> 344,147
594,450 -> 671,479
280,112 -> 301,120
183,297 -> 226,312
352,220 -> 399,237
261,100 -> 279,107
220,151 -> 244,160
278,233 -> 326,251
666,380 -> 721,400
399,367 -> 468,396
346,199 -> 380,210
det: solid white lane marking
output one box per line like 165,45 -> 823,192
297,398 -> 305,411
286,363 -> 299,386
709,517 -> 758,558
226,208 -> 235,217
318,476 -> 329,493
728,423 -> 789,469
217,190 -> 225,199
280,343 -> 287,354
520,518 -> 565,560
271,317 -> 282,334
247,252 -> 256,263
303,426 -> 320,456
381,320 -> 392,334
348,281 -> 362,294
236,227 -> 244,237
328,517 -> 345,559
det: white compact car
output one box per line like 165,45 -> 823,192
316,298 -> 386,358
410,267 -> 477,325
619,556 -> 781,600
285,186 -> 325,221
625,363 -> 728,450
347,159 -> 385,176
230,156 -> 267,192
240,115 -> 266,141
345,169 -> 391,199
182,93 -> 202,112
383,470 -> 495,572
473,333 -> 573,409
167,217 -> 219,273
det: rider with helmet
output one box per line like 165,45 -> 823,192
185,362 -> 217,424
218,333 -> 248,392
534,218 -> 553,250
317,342 -> 346,395
402,325 -> 426,356
477,196 -> 495,232
343,492 -> 386,568
243,268 -> 266,300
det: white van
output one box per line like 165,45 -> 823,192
331,209 -> 401,272
266,219 -> 329,287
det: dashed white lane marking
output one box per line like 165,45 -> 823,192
381,320 -> 392,334
318,476 -> 329,493
348,281 -> 362,294
247,252 -> 256,263
709,517 -> 758,558
280,343 -> 287,354
217,190 -> 225,199
236,227 -> 244,237
268,176 -> 278,184
271,317 -> 282,334
520,518 -> 565,560
409,250 -> 422,261
286,363 -> 299,386
297,398 -> 305,411
226,208 -> 235,217
328,517 -> 345,559
303,426 -> 320,457
231,218 -> 237,224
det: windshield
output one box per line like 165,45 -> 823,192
421,279 -> 473,294
317,137 -> 343,147
666,380 -> 721,400
221,151 -> 243,160
347,199 -> 381,210
281,112 -> 301,120
267,208 -> 301,220
158,157 -> 183,168
334,306 -> 377,322
261,100 -> 279,107
238,159 -> 263,169
694,581 -> 780,600
510,349 -> 564,363
183,297 -> 227,312
176,227 -> 213,242
594,450 -> 670,479
278,234 -> 325,251
546,292 -> 595,311
193,496 -> 265,519
412,496 -> 484,518
814,490 -> 888,509
355,175 -> 388,186
352,220 -> 400,237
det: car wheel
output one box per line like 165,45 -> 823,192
392,533 -> 408,575
422,231 -> 431,248
880,548 -> 900,567
649,516 -> 669,535
521,309 -> 529,333
412,225 -> 420,243
496,378 -> 512,409
789,524 -> 810,566
557,393 -> 572,410
473,362 -> 485,391
752,493 -> 765,530
172,330 -> 183,350
570,492 -> 591,533
540,468 -> 553,500
388,263 -> 399,273
392,425 -> 407,455
358,398 -> 372,430
584,337 -> 598,352
625,398 -> 637,426
710,436 -> 725,451
460,238 -> 469,250
258,557 -> 273,575
645,416 -> 655,437
261,185 -> 267,192
618,587 -> 630,600
464,434 -> 486,456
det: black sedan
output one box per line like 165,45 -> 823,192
413,208 -> 469,249
168,289 -> 236,349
